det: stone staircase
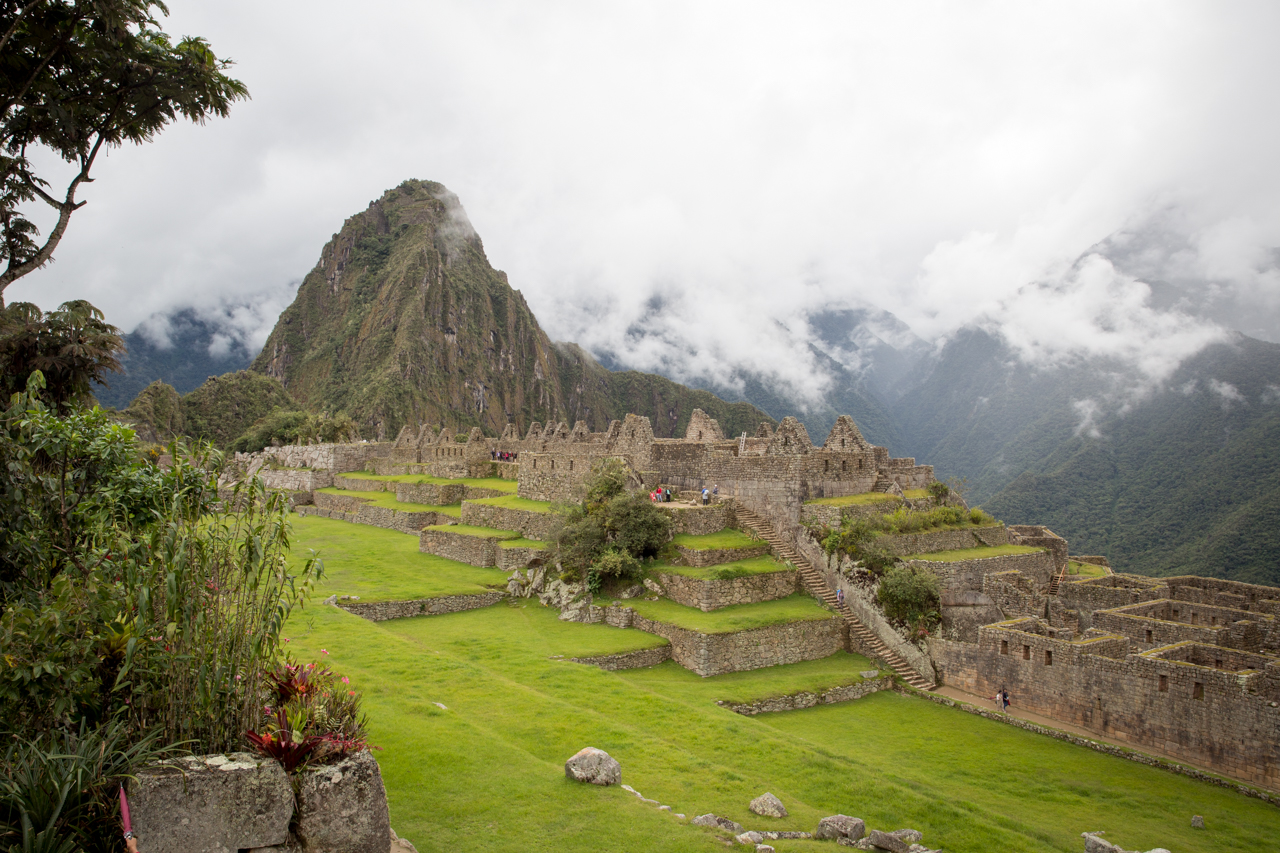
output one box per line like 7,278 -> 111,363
732,503 -> 935,691
1047,563 -> 1068,596
870,472 -> 895,493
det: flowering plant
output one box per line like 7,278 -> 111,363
245,658 -> 369,771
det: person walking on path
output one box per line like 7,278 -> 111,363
836,587 -> 844,607
1003,689 -> 1011,711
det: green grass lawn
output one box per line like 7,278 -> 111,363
465,495 -> 554,513
903,544 -> 1045,562
344,472 -> 518,493
281,599 -> 1280,853
500,538 -> 548,550
424,523 -> 520,539
623,593 -> 833,633
315,488 -> 463,517
1068,561 -> 1110,577
657,555 -> 789,581
903,489 -> 929,499
287,516 -> 504,602
643,651 -> 882,706
804,492 -> 901,507
672,529 -> 760,549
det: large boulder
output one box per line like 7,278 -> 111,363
867,829 -> 909,853
891,829 -> 923,844
749,792 -> 788,818
564,747 -> 621,785
293,750 -> 392,853
816,815 -> 866,841
129,753 -> 292,853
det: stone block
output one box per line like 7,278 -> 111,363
293,750 -> 391,853
816,815 -> 866,840
564,747 -> 621,785
128,753 -> 292,853
749,792 -> 788,817
868,829 -> 909,853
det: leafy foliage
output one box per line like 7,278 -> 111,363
809,504 -> 995,575
877,564 -> 941,639
0,300 -> 124,409
246,660 -> 368,773
556,462 -> 672,581
0,0 -> 248,291
229,407 -> 360,453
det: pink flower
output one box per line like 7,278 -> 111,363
341,676 -> 349,684
320,649 -> 329,655
234,674 -> 242,680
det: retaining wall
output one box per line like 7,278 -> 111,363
675,543 -> 771,568
657,569 -> 798,612
497,545 -> 548,571
301,496 -> 446,533
662,503 -> 737,535
461,502 -> 558,540
419,528 -> 508,566
717,676 -> 894,715
570,645 -> 673,671
880,525 -> 1009,557
905,549 -> 1055,592
337,592 -> 505,621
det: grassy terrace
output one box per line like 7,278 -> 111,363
657,555 -> 789,581
904,544 -> 1044,562
315,488 -> 462,517
804,492 -> 900,507
1068,560 -> 1110,577
664,651 -> 880,706
281,594 -> 1280,853
344,471 -> 518,493
465,495 -> 553,513
286,516 -> 503,602
500,537 -> 548,550
672,529 -> 761,550
424,523 -> 520,539
623,593 -> 832,633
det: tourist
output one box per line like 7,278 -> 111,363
1003,689 -> 1011,711
713,484 -> 719,498
701,487 -> 709,506
836,587 -> 844,607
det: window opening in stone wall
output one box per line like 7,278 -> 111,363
1191,612 -> 1197,625
1172,608 -> 1180,620
1000,640 -> 1008,655
1146,629 -> 1153,643
1193,682 -> 1204,700
697,431 -> 703,440
842,460 -> 847,472
1211,616 -> 1217,625
1095,697 -> 1102,710
841,438 -> 846,448
1215,659 -> 1222,669
551,460 -> 555,470
1159,675 -> 1168,692
824,459 -> 829,473
1022,645 -> 1030,660
569,460 -> 573,471
533,459 -> 537,469
1044,650 -> 1053,666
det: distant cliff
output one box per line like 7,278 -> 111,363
252,180 -> 769,439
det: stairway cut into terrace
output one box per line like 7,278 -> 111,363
731,501 -> 936,691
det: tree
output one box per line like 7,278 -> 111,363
0,1 -> 248,298
0,299 -> 124,408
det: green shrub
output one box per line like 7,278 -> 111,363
594,549 -> 642,580
971,507 -> 994,525
230,408 -> 360,453
927,481 -> 950,501
555,465 -> 672,581
877,565 -> 941,638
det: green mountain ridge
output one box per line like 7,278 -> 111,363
236,179 -> 771,440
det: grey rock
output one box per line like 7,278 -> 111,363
129,752 -> 292,853
323,594 -> 338,605
390,827 -> 419,852
564,747 -> 621,786
749,792 -> 788,818
1145,849 -> 1173,853
868,828 -> 910,853
1082,832 -> 1123,853
816,815 -> 866,841
761,831 -> 813,840
658,804 -> 671,811
644,578 -> 664,594
674,814 -> 685,819
891,829 -> 923,844
620,584 -> 644,599
1191,814 -> 1204,829
691,814 -> 719,827
293,749 -> 391,853
756,846 -> 776,853
735,831 -> 764,845
860,670 -> 880,678
716,816 -> 746,834
838,839 -> 876,850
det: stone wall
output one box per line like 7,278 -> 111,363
675,543 -> 771,568
257,467 -> 335,491
333,474 -> 392,492
301,496 -> 446,534
657,569 -> 798,612
1007,524 -> 1069,573
1093,599 -> 1274,653
497,544 -> 548,571
234,442 -> 379,476
583,605 -> 845,676
419,528 -> 505,566
799,499 -> 902,528
460,501 -> 558,540
337,592 -> 506,621
663,503 -> 737,535
570,645 -> 673,671
717,676 -> 894,715
905,549 -> 1055,593
930,625 -> 1280,787
880,525 -> 1009,557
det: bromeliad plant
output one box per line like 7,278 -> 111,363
246,660 -> 369,772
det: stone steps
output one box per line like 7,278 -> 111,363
733,504 -> 935,692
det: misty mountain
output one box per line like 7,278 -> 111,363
983,333 -> 1280,586
94,310 -> 256,409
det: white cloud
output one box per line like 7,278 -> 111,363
1209,378 -> 1246,409
5,1 -> 1278,398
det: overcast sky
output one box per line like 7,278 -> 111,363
12,1 -> 1280,404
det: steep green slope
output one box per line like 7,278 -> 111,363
121,373 -> 302,449
985,334 -> 1280,584
253,180 -> 769,439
